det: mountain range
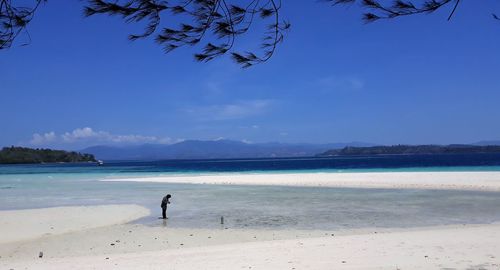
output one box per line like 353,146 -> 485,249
81,140 -> 374,161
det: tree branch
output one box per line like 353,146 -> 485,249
0,0 -> 45,49
84,0 -> 289,67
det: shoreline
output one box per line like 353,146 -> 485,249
103,171 -> 500,192
0,205 -> 150,244
1,207 -> 499,269
3,169 -> 500,269
1,205 -> 500,269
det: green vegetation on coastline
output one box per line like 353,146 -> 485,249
318,145 -> 500,156
0,146 -> 97,164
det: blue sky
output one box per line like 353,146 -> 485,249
1,1 -> 500,149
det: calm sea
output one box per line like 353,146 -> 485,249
1,153 -> 500,230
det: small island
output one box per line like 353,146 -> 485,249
318,144 -> 500,156
0,146 -> 97,164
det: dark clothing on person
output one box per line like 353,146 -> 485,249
161,207 -> 167,219
161,196 -> 169,208
161,194 -> 171,219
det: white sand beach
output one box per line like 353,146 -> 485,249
0,205 -> 499,269
2,172 -> 500,269
104,171 -> 500,191
0,205 -> 150,244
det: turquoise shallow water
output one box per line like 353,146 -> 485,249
2,164 -> 500,230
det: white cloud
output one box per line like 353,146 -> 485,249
30,127 -> 175,147
61,127 -> 103,142
30,132 -> 56,145
186,100 -> 273,121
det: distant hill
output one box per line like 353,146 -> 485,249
0,146 -> 96,164
318,144 -> 500,157
474,140 -> 500,146
82,140 -> 374,161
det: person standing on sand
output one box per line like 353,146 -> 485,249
161,194 -> 171,219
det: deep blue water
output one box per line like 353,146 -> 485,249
2,153 -> 500,175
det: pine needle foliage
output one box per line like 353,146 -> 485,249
0,0 -> 46,49
83,0 -> 290,68
1,0 -> 498,67
326,0 -> 465,22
